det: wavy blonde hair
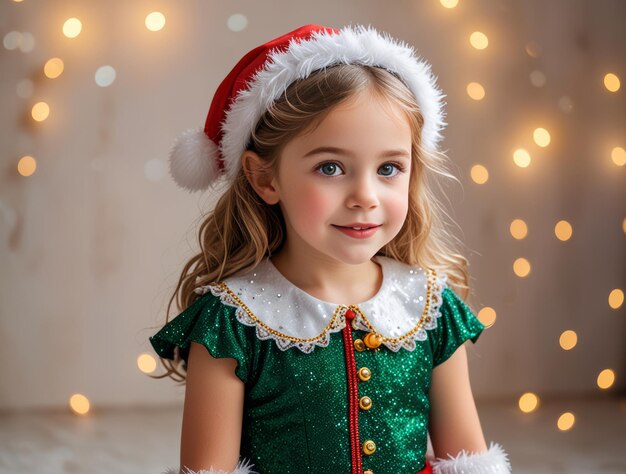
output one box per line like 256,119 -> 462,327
155,64 -> 472,381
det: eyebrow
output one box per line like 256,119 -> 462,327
302,146 -> 411,160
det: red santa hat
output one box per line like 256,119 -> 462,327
169,24 -> 447,192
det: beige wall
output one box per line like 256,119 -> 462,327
0,0 -> 624,409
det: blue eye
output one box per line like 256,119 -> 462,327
378,163 -> 400,177
317,162 -> 342,176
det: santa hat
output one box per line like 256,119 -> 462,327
169,24 -> 447,192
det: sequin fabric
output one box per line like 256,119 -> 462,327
150,258 -> 485,474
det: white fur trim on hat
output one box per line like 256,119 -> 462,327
163,457 -> 257,474
220,24 -> 447,185
430,442 -> 512,473
169,128 -> 221,192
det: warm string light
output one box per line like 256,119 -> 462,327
603,73 -> 621,92
69,393 -> 90,415
17,155 -> 37,176
439,0 -> 459,8
477,307 -> 496,327
31,101 -> 49,121
611,146 -> 626,166
469,31 -> 488,50
513,257 -> 531,277
137,353 -> 157,374
513,148 -> 531,168
518,392 -> 540,413
470,164 -> 488,184
533,127 -> 551,147
44,57 -> 64,79
608,289 -> 624,310
466,82 -> 485,100
557,412 -> 575,431
559,330 -> 577,350
554,220 -> 572,241
597,369 -> 615,389
509,219 -> 528,240
145,12 -> 166,32
63,18 -> 82,38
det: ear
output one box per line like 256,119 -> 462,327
241,150 -> 280,205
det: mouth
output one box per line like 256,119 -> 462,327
332,223 -> 381,230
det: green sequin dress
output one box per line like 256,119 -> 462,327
150,256 -> 485,474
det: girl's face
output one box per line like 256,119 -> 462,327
271,88 -> 413,266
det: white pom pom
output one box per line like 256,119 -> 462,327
168,128 -> 221,192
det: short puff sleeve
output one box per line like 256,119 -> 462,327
149,290 -> 252,383
431,286 -> 485,367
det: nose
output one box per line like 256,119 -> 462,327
346,173 -> 380,209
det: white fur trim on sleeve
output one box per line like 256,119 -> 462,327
430,442 -> 512,474
162,458 -> 257,474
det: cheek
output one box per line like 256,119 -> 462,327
284,181 -> 335,226
385,185 -> 410,227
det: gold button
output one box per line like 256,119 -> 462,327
354,339 -> 366,352
358,367 -> 371,381
363,440 -> 376,455
359,396 -> 372,410
364,471 -> 374,474
363,332 -> 382,349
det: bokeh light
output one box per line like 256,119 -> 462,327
611,146 -> 626,166
557,412 -> 575,431
603,73 -> 621,92
477,307 -> 496,327
597,369 -> 615,390
63,18 -> 82,38
31,102 -> 50,122
440,0 -> 459,8
227,14 -> 248,32
529,70 -> 546,88
510,219 -> 528,239
470,164 -> 488,184
513,148 -> 531,168
558,96 -> 574,113
145,12 -> 166,32
69,393 -> 90,415
608,289 -> 624,310
18,32 -> 35,52
95,66 -> 116,87
513,258 -> 531,277
469,31 -> 488,50
554,220 -> 573,241
3,31 -> 22,50
559,330 -> 577,350
525,42 -> 541,58
519,392 -> 540,413
44,57 -> 64,79
17,156 -> 37,177
466,82 -> 485,100
533,127 -> 551,147
16,78 -> 34,98
137,353 -> 157,374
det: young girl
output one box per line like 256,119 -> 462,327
150,24 -> 511,474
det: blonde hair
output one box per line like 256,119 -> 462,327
155,64 -> 472,381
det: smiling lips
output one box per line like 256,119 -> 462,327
332,223 -> 381,239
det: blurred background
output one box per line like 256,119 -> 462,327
0,0 -> 624,472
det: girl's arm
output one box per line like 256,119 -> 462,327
179,341 -> 245,472
429,343 -> 487,456
428,343 -> 511,472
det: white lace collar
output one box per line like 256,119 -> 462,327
196,256 -> 448,353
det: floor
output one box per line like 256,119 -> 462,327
0,396 -> 624,473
